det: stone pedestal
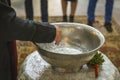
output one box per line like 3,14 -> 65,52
18,51 -> 120,80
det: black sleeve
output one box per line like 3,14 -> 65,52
0,1 -> 56,43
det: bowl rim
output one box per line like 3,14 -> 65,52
37,22 -> 105,55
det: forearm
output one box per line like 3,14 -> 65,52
0,2 -> 56,43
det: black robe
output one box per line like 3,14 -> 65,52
0,0 -> 56,80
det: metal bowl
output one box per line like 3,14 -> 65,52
35,23 -> 105,72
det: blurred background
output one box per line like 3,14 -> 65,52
11,0 -> 120,24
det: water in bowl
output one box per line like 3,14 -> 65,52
37,40 -> 89,55
51,47 -> 83,54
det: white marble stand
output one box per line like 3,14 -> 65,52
18,51 -> 120,80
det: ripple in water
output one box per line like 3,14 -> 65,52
51,47 -> 83,54
37,41 -> 88,54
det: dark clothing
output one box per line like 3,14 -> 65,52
0,0 -> 17,80
87,0 -> 114,23
41,0 -> 48,22
67,0 -> 77,2
0,0 -> 56,80
25,0 -> 48,22
25,0 -> 33,20
7,0 -> 11,6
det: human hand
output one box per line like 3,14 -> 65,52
54,26 -> 62,45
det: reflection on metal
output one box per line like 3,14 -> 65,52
35,23 -> 105,72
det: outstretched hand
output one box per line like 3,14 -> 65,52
54,26 -> 62,45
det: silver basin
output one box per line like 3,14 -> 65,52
35,23 -> 105,72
